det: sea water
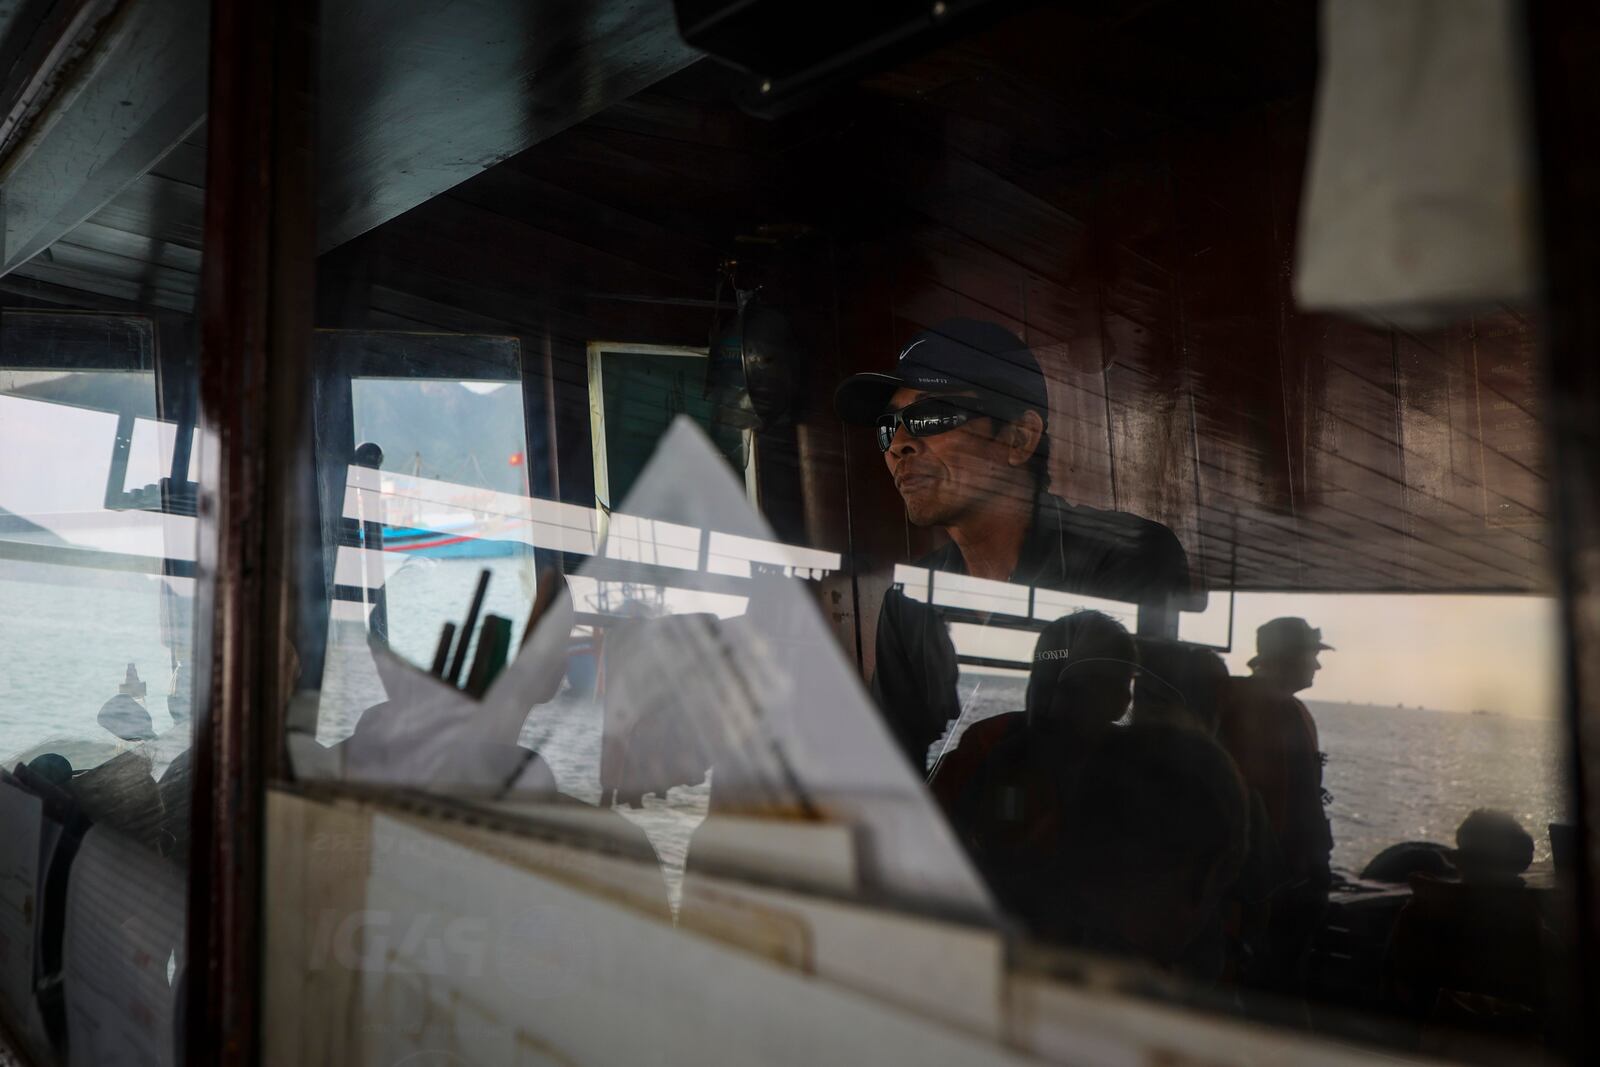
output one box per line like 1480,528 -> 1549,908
0,554 -> 1571,878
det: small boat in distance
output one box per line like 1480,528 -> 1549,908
367,457 -> 532,559
380,519 -> 530,559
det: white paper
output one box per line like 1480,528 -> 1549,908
357,813 -> 1022,1066
342,586 -> 574,789
591,419 -> 994,918
62,826 -> 186,1067
337,418 -> 991,918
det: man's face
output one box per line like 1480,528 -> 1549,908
1281,650 -> 1321,693
882,387 -> 1019,527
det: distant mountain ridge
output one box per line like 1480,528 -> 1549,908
0,504 -> 68,542
351,380 -> 533,496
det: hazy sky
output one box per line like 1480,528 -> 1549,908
1223,592 -> 1559,718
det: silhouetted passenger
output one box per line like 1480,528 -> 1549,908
1362,841 -> 1456,884
1025,610 -> 1141,736
1215,617 -> 1334,992
1454,808 -> 1535,882
931,610 -> 1136,810
834,318 -> 1189,769
931,611 -> 1137,928
1047,724 -> 1249,974
1385,812 -> 1551,1047
1131,639 -> 1284,977
1132,639 -> 1229,735
1360,810 -> 1535,890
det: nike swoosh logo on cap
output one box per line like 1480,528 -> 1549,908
897,338 -> 928,361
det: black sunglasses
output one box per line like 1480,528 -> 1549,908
875,395 -> 1019,453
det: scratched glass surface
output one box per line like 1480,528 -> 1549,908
262,7 -> 1580,1065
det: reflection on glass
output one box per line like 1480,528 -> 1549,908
276,261 -> 1576,1067
589,341 -> 756,512
837,318 -> 1192,772
0,311 -> 197,1066
268,10 -> 1577,1062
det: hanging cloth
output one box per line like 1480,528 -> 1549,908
1295,0 -> 1537,327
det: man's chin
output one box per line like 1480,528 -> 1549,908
901,499 -> 947,527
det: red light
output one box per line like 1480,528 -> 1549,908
508,452 -> 524,467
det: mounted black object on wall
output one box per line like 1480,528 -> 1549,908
706,285 -> 796,432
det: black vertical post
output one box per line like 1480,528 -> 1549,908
1528,3 -> 1600,1060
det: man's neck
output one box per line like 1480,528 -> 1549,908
1252,669 -> 1302,697
946,484 -> 1035,582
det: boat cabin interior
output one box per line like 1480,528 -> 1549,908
0,1 -> 1597,1065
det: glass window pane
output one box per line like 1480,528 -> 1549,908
0,309 -> 201,1067
265,5 -> 1579,1065
0,5 -> 209,1059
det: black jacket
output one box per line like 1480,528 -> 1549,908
871,493 -> 1190,768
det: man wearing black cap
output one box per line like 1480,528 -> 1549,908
835,318 -> 1190,768
1216,616 -> 1335,991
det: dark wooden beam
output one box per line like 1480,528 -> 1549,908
315,0 -> 699,252
0,0 -> 121,162
0,0 -> 208,274
185,0 -> 315,1063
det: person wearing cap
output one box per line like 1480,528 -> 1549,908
930,610 -> 1138,819
930,610 -> 1140,932
1244,616 -> 1333,697
835,318 -> 1190,769
1215,616 -> 1335,993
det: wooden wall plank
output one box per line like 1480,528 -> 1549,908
294,11 -> 1551,601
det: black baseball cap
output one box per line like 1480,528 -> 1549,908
834,317 -> 1048,424
1025,610 -> 1137,726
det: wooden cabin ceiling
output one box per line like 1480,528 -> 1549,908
315,0 -> 697,252
0,0 -> 698,309
0,0 -> 207,284
7,124 -> 207,310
